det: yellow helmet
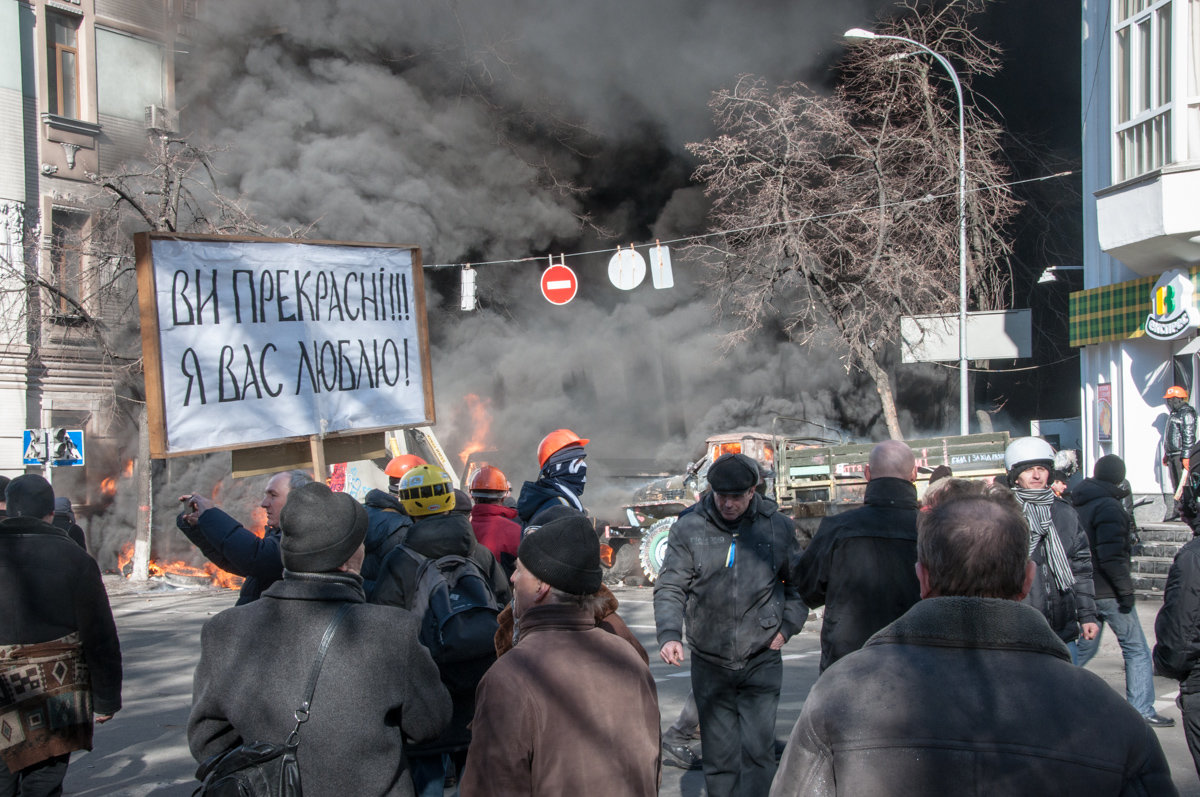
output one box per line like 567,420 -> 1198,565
397,464 -> 456,517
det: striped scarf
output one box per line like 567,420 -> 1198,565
1013,488 -> 1075,592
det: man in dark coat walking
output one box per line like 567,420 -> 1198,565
772,484 -> 1176,797
177,469 -> 311,604
189,482 -> 451,796
655,453 -> 805,797
0,475 -> 121,796
793,439 -> 921,672
1074,454 -> 1173,726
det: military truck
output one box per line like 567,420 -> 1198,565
600,429 -> 1010,584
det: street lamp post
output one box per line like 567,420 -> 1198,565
844,28 -> 969,436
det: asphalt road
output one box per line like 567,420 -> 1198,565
59,578 -> 1200,795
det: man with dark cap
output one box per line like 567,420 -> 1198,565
463,515 -> 660,796
793,439 -> 922,673
655,453 -> 805,797
1074,454 -> 1173,726
189,482 -> 451,795
0,475 -> 121,796
177,469 -> 312,604
52,496 -> 87,550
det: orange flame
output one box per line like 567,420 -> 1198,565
100,477 -> 117,498
457,393 -> 492,467
249,506 -> 267,538
123,459 -> 134,478
117,542 -> 243,591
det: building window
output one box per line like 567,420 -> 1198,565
1114,0 -> 1174,180
50,208 -> 88,318
46,10 -> 81,120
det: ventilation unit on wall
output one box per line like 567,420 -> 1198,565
145,105 -> 176,133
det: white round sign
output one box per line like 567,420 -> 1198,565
608,248 -> 646,291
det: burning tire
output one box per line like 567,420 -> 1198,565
604,542 -> 641,585
639,518 -> 675,582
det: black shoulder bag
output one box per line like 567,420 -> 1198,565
193,603 -> 352,797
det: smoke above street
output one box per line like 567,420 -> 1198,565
169,0 -> 950,519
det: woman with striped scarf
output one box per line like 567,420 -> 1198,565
1005,437 -> 1100,663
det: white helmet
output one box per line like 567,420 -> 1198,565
1004,437 -> 1056,476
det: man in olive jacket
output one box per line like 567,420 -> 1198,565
463,514 -> 660,796
189,482 -> 451,796
792,439 -> 921,672
655,453 -> 805,797
771,485 -> 1175,797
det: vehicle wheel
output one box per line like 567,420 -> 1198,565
639,518 -> 675,582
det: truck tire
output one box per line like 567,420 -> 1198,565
639,518 -> 675,582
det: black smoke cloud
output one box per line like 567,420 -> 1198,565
173,0 -> 948,520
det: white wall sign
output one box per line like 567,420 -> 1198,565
901,310 -> 1033,363
1145,270 -> 1200,340
135,234 -> 434,457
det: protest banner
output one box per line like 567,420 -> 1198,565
134,233 -> 434,458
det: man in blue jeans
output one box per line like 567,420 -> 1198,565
1073,454 -> 1174,727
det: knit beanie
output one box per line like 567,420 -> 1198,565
279,482 -> 367,573
707,453 -> 760,494
6,474 -> 54,519
1093,454 -> 1127,486
518,515 -> 602,595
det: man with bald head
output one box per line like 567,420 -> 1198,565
793,439 -> 922,671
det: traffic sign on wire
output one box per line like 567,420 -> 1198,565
541,256 -> 578,305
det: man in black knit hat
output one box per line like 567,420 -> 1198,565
463,515 -> 660,796
655,453 -> 805,797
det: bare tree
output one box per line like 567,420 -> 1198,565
0,133 -> 284,575
686,0 -> 1020,439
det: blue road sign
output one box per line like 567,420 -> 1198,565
50,429 -> 85,467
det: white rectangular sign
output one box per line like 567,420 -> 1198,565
137,235 -> 433,457
901,309 -> 1032,363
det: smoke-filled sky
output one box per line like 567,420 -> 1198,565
171,0 -> 1076,519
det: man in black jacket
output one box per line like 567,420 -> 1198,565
792,439 -> 921,672
0,475 -> 121,795
177,469 -> 311,604
655,453 -> 805,797
189,482 -> 451,795
1155,496 -> 1200,776
1074,455 -> 1173,726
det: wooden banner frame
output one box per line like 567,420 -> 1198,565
134,232 -> 436,460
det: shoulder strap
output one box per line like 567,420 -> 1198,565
286,602 -> 352,745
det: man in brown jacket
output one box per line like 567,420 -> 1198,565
462,515 -> 660,796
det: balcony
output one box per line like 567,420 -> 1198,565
1096,162 -> 1200,276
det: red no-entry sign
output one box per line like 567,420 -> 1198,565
541,263 -> 578,305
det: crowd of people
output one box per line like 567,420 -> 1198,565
7,418 -> 1200,795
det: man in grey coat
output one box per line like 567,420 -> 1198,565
189,482 -> 451,796
655,453 -> 806,797
771,483 -> 1175,797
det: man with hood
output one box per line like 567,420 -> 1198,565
516,428 -> 589,525
1004,436 -> 1099,661
360,454 -> 425,594
189,481 -> 451,795
1073,454 -> 1173,726
370,464 -> 510,797
655,453 -> 806,797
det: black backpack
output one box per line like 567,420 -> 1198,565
1182,466 -> 1200,525
400,547 -> 501,668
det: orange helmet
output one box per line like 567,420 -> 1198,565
537,429 -> 589,467
470,466 -> 510,496
385,454 -> 426,479
1165,386 -> 1189,400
